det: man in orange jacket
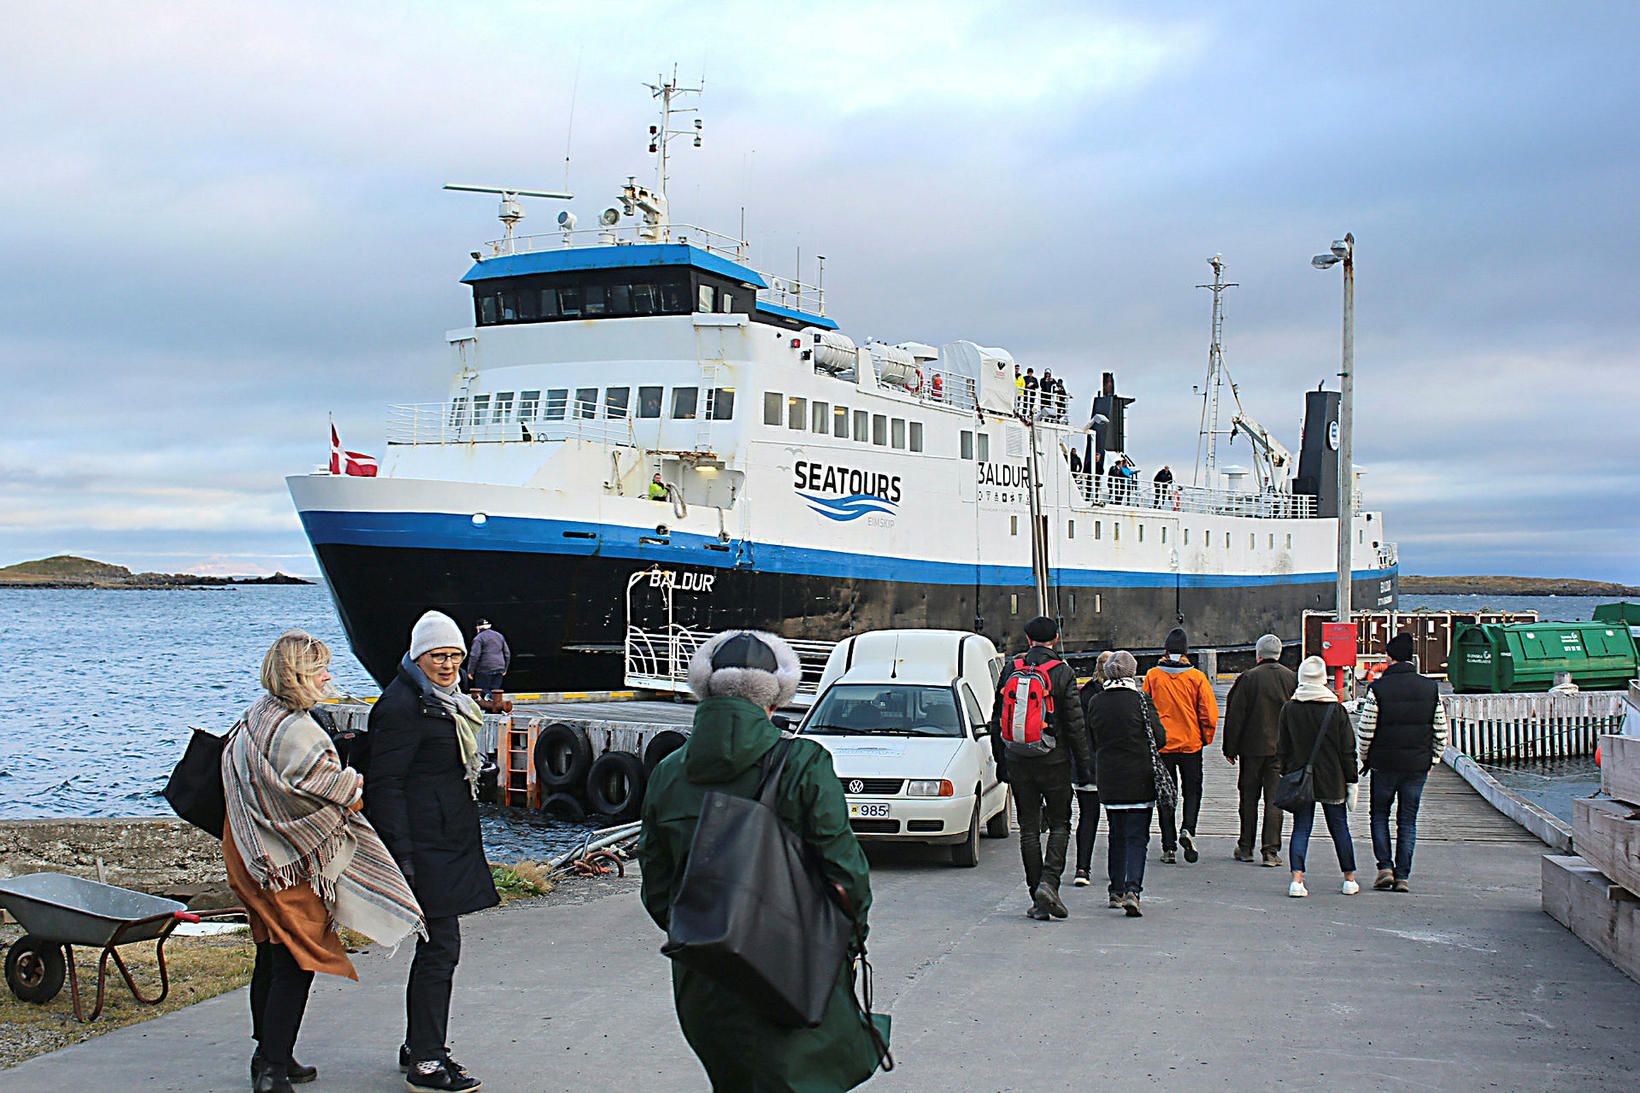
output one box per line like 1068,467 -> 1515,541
1143,628 -> 1220,864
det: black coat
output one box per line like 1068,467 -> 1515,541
364,664 -> 499,920
1222,660 -> 1298,759
989,645 -> 1092,778
1277,700 -> 1358,805
1086,686 -> 1166,806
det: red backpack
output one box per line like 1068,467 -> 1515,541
999,656 -> 1061,757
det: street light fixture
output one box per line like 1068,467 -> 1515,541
1312,232 -> 1355,630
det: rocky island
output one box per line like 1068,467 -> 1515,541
0,555 -> 313,589
1402,574 -> 1639,597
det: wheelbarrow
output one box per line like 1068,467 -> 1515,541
0,872 -> 239,1022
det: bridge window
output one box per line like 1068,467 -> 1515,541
519,390 -> 541,421
709,388 -> 735,420
977,433 -> 991,461
872,414 -> 888,446
854,410 -> 869,442
788,397 -> 807,430
698,284 -> 716,312
909,421 -> 924,452
638,386 -> 663,419
558,286 -> 582,317
543,389 -> 567,420
891,418 -> 906,449
575,387 -> 597,419
718,291 -> 735,313
539,289 -> 559,317
763,391 -> 783,426
833,405 -> 849,438
479,296 -> 498,323
584,284 -> 608,316
493,392 -> 515,423
630,284 -> 655,313
472,394 -> 490,422
605,387 -> 630,419
960,430 -> 975,460
499,291 -> 519,321
812,401 -> 829,433
672,387 -> 699,420
609,284 -> 631,313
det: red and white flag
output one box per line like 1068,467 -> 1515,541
330,420 -> 379,477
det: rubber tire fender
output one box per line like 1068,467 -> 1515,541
540,791 -> 587,821
5,935 -> 66,1004
534,723 -> 593,792
585,751 -> 647,821
642,729 -> 688,775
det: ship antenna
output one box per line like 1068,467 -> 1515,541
1192,254 -> 1239,486
644,64 -> 705,228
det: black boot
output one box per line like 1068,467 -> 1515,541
252,1049 -> 317,1085
254,1061 -> 295,1093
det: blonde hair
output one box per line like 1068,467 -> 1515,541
261,630 -> 332,711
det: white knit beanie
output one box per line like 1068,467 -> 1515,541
409,610 -> 465,660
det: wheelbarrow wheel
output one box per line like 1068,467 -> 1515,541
6,935 -> 67,1004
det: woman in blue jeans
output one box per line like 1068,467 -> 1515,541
1277,657 -> 1360,898
1084,651 -> 1166,917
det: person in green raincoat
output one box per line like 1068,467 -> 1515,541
639,629 -> 891,1092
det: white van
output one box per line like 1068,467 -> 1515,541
796,629 -> 1011,866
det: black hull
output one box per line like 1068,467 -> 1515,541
313,544 -> 1397,692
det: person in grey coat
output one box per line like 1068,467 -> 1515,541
466,619 -> 510,699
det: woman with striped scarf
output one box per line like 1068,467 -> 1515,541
222,631 -> 424,1093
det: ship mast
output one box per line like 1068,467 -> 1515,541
1192,254 -> 1240,486
644,66 -> 704,232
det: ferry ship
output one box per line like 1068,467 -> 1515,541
289,79 -> 1398,693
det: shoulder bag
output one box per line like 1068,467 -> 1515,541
1275,706 -> 1339,814
163,721 -> 239,838
1139,694 -> 1178,809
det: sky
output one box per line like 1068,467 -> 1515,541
3,1 -> 1637,581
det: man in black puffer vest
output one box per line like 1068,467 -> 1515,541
1356,633 -> 1449,893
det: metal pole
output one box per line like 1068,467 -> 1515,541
1335,233 -> 1355,627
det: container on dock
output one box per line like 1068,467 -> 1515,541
1447,621 -> 1639,694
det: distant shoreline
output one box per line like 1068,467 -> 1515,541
1401,575 -> 1637,597
0,554 -> 313,590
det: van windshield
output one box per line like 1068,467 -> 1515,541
803,685 -> 964,738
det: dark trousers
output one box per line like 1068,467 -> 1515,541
1371,770 -> 1428,879
1289,801 -> 1356,874
1074,788 -> 1102,873
249,942 -> 314,1067
406,915 -> 461,1061
1236,755 -> 1284,857
472,670 -> 504,697
1106,807 -> 1152,896
1157,751 -> 1204,851
1010,760 -> 1073,892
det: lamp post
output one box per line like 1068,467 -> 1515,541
1311,233 -> 1354,627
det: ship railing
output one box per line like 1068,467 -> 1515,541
624,623 -> 835,706
385,400 -> 636,446
916,368 -> 978,412
1067,473 -> 1319,519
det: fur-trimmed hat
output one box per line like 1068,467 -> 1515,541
688,629 -> 802,709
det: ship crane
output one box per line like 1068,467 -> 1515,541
1229,411 -> 1294,491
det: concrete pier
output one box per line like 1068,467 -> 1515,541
8,759 -> 1640,1090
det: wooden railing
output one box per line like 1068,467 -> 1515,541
1442,691 -> 1628,762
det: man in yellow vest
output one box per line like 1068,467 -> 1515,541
648,473 -> 670,501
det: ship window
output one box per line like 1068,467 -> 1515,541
1096,593 -> 1102,613
710,388 -> 735,420
492,392 -> 515,423
1161,526 -> 1168,544
1010,593 -> 1019,615
543,389 -> 567,420
872,414 -> 887,446
718,291 -> 734,313
471,394 -> 491,422
499,291 -> 518,321
539,289 -> 559,318
558,286 -> 582,317
1359,529 -> 1364,544
1010,515 -> 1018,536
516,290 -> 539,321
853,410 -> 869,442
449,397 -> 469,428
812,401 -> 828,433
605,387 -> 630,419
1068,592 -> 1076,613
698,284 -> 716,312
764,391 -> 783,426
977,433 -> 991,461
479,296 -> 498,324
1095,521 -> 1101,540
1250,534 -> 1256,550
960,430 -> 974,460
638,386 -> 663,419
1184,528 -> 1190,545
672,387 -> 699,420
584,284 -> 608,316
833,405 -> 849,438
1068,520 -> 1075,539
1138,524 -> 1145,543
891,419 -> 906,449
575,388 -> 598,419
519,391 -> 541,421
1206,530 -> 1212,547
660,283 -> 688,312
909,422 -> 924,452
1114,523 -> 1120,542
788,397 -> 807,430
1269,533 -> 1275,550
609,284 -> 631,314
1286,533 -> 1292,549
629,283 -> 655,314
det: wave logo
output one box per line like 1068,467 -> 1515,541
798,491 -> 898,522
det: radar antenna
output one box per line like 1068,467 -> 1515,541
443,183 -> 573,256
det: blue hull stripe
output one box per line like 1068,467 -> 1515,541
298,509 -> 1397,590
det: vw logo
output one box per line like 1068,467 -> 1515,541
848,779 -> 865,794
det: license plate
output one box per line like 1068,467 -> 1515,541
849,802 -> 892,819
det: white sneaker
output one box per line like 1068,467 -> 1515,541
1341,879 -> 1360,896
1288,880 -> 1308,898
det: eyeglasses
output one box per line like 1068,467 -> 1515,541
423,652 -> 464,664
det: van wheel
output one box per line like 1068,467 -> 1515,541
950,804 -> 981,868
984,788 -> 1011,838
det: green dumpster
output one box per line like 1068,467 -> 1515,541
1593,601 -> 1640,637
1447,622 -> 1638,693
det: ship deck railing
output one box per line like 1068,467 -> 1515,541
1068,473 -> 1319,519
386,400 -> 638,447
625,623 -> 835,705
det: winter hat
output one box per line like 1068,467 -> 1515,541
1024,616 -> 1059,643
1255,634 -> 1283,661
1104,650 -> 1138,681
475,618 -> 491,629
1165,627 -> 1189,655
409,610 -> 465,660
688,629 -> 802,709
1386,633 -> 1415,662
1293,655 -> 1338,703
